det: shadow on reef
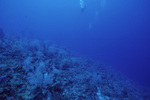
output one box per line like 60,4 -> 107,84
0,31 -> 150,100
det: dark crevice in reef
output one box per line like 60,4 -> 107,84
0,30 -> 150,100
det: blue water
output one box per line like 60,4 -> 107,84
0,0 -> 150,88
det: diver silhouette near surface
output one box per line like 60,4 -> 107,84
80,0 -> 85,12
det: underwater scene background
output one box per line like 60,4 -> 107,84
0,0 -> 150,99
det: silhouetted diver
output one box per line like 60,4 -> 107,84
80,0 -> 85,12
81,7 -> 86,13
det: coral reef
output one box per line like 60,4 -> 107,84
0,35 -> 150,100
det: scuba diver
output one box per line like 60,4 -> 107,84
80,0 -> 85,12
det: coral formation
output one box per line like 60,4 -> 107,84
0,35 -> 150,100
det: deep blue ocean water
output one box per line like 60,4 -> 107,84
0,0 -> 150,89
